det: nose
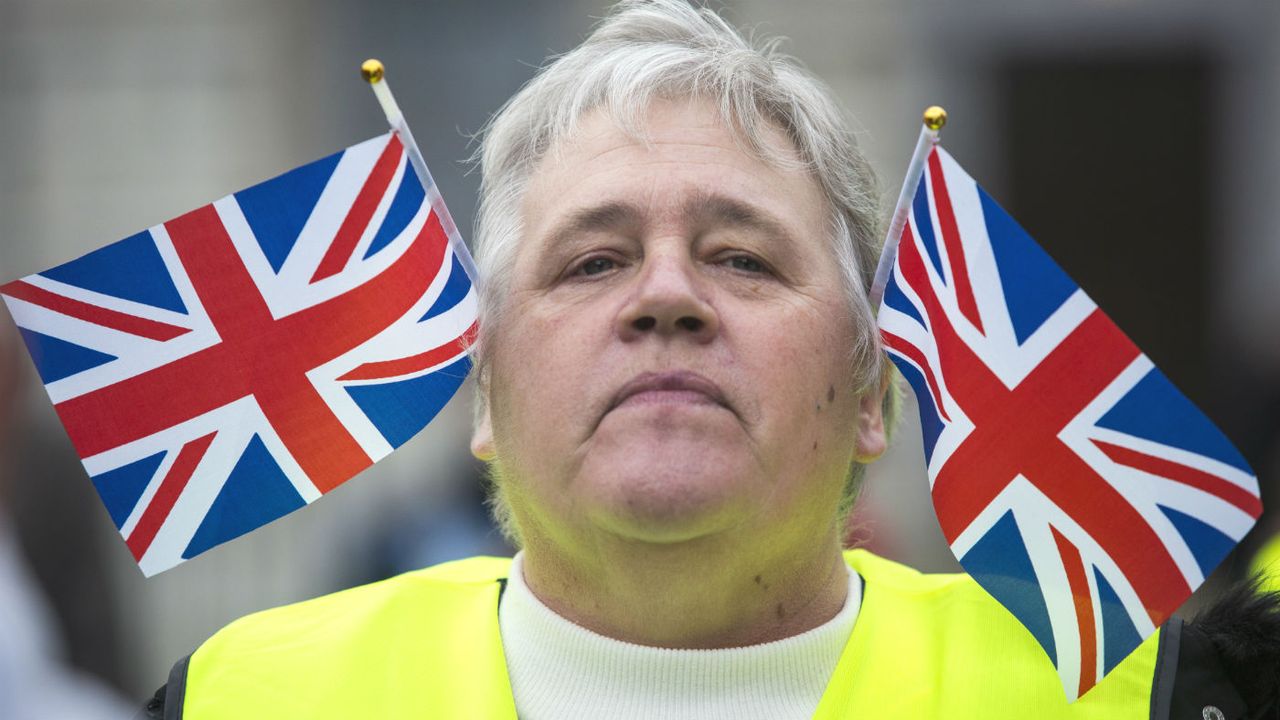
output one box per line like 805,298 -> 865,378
616,252 -> 719,343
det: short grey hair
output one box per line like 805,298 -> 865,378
472,0 -> 899,534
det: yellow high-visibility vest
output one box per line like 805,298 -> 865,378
1251,533 -> 1280,593
182,550 -> 1159,719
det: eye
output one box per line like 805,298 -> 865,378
725,254 -> 768,274
560,249 -> 630,284
576,256 -> 617,276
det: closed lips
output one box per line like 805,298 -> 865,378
608,371 -> 730,412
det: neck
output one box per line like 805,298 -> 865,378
518,524 -> 850,648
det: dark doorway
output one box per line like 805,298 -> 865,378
999,54 -> 1215,403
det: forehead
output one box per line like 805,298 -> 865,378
518,98 -> 830,250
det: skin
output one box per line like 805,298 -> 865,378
472,98 -> 887,648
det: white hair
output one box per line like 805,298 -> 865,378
472,0 -> 898,526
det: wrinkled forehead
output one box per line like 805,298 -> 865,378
531,97 -> 816,197
512,98 -> 832,264
574,90 -> 804,148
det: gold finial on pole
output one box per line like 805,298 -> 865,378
361,59 -> 385,85
923,105 -> 947,131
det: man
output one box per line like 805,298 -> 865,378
144,1 -> 1277,718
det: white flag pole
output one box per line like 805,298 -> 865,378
361,59 -> 482,290
868,106 -> 947,312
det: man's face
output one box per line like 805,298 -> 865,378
475,99 -> 885,551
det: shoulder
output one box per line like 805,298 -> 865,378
834,548 -> 1160,717
840,549 -> 1280,718
841,547 -> 1055,664
843,547 -> 994,613
844,547 -> 965,589
843,547 -> 1054,650
201,555 -> 511,653
164,556 -> 515,720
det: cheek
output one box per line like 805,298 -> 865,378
741,310 -> 862,446
486,302 -> 605,457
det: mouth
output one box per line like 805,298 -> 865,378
606,370 -> 731,414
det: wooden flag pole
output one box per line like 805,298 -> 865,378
361,59 -> 482,290
868,105 -> 947,312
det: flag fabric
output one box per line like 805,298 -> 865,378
1,131 -> 477,576
876,146 -> 1261,700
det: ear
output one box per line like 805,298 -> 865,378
471,401 -> 496,461
853,367 -> 891,464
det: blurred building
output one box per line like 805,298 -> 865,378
0,0 -> 1276,703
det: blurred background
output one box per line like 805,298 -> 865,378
0,0 -> 1277,711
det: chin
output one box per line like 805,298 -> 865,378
583,455 -> 755,544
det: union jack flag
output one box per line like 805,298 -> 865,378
877,146 -> 1261,700
1,131 -> 477,576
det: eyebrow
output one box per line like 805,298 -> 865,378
682,191 -> 793,243
544,192 -> 793,249
545,201 -> 642,249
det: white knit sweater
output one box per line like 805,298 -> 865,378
498,553 -> 861,720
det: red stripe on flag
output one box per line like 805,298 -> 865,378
125,432 -> 215,561
1093,439 -> 1262,518
311,134 -> 406,283
338,321 -> 477,381
881,330 -> 951,422
55,203 -> 450,497
1051,526 -> 1099,698
926,150 -> 985,334
1,280 -> 190,341
898,231 -> 1189,622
